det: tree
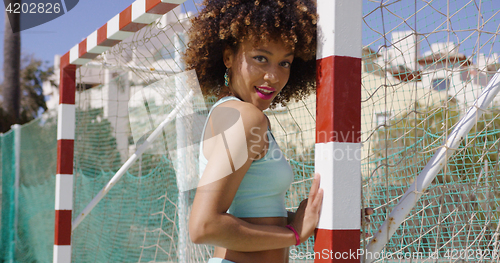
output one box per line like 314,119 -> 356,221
2,0 -> 21,129
19,55 -> 52,122
0,55 -> 53,133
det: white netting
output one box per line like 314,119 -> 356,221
71,2 -> 316,262
362,1 -> 500,261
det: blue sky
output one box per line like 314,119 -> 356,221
362,0 -> 500,61
0,0 -> 498,82
1,0 -> 135,69
0,0 -> 201,81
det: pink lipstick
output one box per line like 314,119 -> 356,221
254,86 -> 275,100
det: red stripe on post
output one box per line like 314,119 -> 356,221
119,6 -> 148,32
97,25 -> 122,46
54,210 -> 72,245
78,39 -> 86,57
57,139 -> 74,175
100,39 -> 122,47
97,24 -> 110,46
121,22 -> 148,32
314,229 -> 361,262
145,0 -> 178,14
78,40 -> 99,59
59,62 -> 76,104
80,52 -> 99,60
316,56 -> 362,144
60,52 -> 70,69
119,5 -> 132,28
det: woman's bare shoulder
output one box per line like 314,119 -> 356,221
211,100 -> 267,133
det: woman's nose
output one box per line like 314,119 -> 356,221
264,69 -> 279,83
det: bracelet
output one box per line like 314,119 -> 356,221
286,224 -> 300,246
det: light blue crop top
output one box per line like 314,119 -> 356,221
198,96 -> 294,218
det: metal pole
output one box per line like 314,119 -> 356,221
174,31 -> 190,263
11,124 -> 21,263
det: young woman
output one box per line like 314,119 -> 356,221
184,1 -> 322,262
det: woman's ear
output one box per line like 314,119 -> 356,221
223,46 -> 234,68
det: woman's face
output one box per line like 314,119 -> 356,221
223,40 -> 294,111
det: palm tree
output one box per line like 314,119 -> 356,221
2,0 -> 21,126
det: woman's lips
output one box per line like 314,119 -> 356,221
255,86 -> 275,100
257,86 -> 276,92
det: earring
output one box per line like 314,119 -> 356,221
224,68 -> 230,87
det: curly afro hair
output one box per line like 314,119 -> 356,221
183,0 -> 317,108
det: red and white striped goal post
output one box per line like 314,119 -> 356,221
55,1 -> 186,262
314,1 -> 362,262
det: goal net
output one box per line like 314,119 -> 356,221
68,2 -> 316,262
58,0 -> 500,262
362,0 -> 500,261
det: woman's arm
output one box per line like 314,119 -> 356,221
189,102 -> 322,251
287,211 -> 296,225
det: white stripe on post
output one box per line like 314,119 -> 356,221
107,14 -> 134,40
55,174 -> 74,210
69,44 -> 91,65
57,104 -> 75,140
316,0 -> 362,60
132,0 -> 163,23
316,142 -> 361,230
53,245 -> 71,262
86,30 -> 111,54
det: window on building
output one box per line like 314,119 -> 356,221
154,45 -> 175,61
431,78 -> 449,91
154,35 -> 185,61
375,112 -> 392,126
76,83 -> 95,91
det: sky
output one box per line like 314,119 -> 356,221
0,0 -> 202,82
0,0 -> 499,82
362,0 -> 500,61
0,0 -> 134,80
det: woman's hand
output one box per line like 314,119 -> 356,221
362,207 -> 375,222
361,207 -> 375,238
290,173 -> 323,243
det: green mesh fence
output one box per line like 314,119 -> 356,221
1,129 -> 16,262
0,116 -> 57,263
17,116 -> 57,263
1,0 -> 499,262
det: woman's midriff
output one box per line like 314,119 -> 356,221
213,217 -> 289,263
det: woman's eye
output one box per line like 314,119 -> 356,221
281,61 -> 291,68
254,56 -> 267,63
